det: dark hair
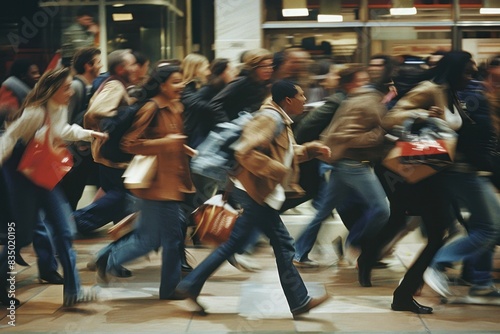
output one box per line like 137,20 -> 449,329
423,51 -> 472,90
370,54 -> 398,92
76,7 -> 94,18
207,58 -> 230,89
8,59 -> 35,79
338,65 -> 366,87
132,51 -> 149,66
141,64 -> 181,100
271,80 -> 298,104
72,47 -> 101,74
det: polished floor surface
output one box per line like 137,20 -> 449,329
1,206 -> 499,333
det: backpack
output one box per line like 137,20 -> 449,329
99,101 -> 146,163
190,109 -> 284,184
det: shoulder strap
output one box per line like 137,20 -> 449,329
259,109 -> 285,137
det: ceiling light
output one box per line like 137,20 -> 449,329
113,3 -> 125,7
317,0 -> 343,22
282,0 -> 309,17
112,13 -> 133,21
391,0 -> 417,16
480,0 -> 500,14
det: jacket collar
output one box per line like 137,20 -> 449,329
260,99 -> 294,126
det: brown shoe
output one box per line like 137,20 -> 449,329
292,294 -> 330,319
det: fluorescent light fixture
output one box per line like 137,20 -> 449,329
317,0 -> 343,22
282,8 -> 309,17
317,14 -> 343,22
391,0 -> 417,15
481,0 -> 500,14
113,3 -> 125,7
480,7 -> 500,14
282,0 -> 308,17
390,7 -> 417,15
112,13 -> 133,21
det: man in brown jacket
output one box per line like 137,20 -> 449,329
175,80 -> 331,318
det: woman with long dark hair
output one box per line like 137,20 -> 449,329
357,51 -> 490,314
0,67 -> 106,307
95,64 -> 196,300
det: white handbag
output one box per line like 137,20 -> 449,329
123,155 -> 157,189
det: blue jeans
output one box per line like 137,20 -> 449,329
177,188 -> 311,312
74,165 -> 136,234
33,217 -> 59,276
431,172 -> 500,286
1,145 -> 81,298
294,160 -> 390,261
104,199 -> 184,299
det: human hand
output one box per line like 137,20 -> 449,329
428,106 -> 444,118
91,131 -> 108,141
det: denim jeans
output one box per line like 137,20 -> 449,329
33,216 -> 58,276
177,188 -> 311,312
431,172 -> 500,286
1,144 -> 81,298
104,199 -> 184,299
294,159 -> 390,261
74,165 -> 136,234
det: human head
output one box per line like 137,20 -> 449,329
430,50 -> 474,91
8,59 -> 40,88
208,58 -> 236,87
76,7 -> 95,28
107,49 -> 138,84
132,51 -> 150,85
282,48 -> 311,80
242,48 -> 274,82
23,67 -> 72,110
309,59 -> 337,89
142,64 -> 183,100
368,54 -> 398,91
181,53 -> 210,88
72,47 -> 102,78
271,80 -> 306,115
338,65 -> 370,93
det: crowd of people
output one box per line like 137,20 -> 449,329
1,38 -> 499,318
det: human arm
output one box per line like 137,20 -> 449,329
120,101 -> 185,156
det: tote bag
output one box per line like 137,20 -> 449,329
17,117 -> 73,190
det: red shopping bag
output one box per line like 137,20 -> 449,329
17,120 -> 73,190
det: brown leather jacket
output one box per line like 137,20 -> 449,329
120,100 -> 195,201
233,101 -> 325,205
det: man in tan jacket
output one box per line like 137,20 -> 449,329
175,80 -> 331,318
74,49 -> 138,237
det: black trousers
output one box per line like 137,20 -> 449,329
362,165 -> 451,299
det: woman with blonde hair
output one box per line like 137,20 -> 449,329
0,67 -> 107,307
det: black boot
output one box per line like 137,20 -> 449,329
0,288 -> 19,307
357,252 -> 373,287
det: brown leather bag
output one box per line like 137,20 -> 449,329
190,193 -> 241,246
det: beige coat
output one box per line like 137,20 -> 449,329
233,101 -> 324,205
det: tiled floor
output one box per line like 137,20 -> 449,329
1,208 -> 499,333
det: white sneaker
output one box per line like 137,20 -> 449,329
229,253 -> 262,272
424,267 -> 451,297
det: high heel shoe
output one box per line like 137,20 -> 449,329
391,297 -> 433,314
357,255 -> 372,287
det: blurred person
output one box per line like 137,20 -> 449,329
279,48 -> 312,91
74,49 -> 138,234
0,59 -> 65,285
306,59 -> 337,104
423,54 -> 500,300
95,65 -> 196,300
209,48 -> 274,123
61,7 -> 100,67
357,51 -> 490,314
174,80 -> 331,317
0,67 -> 107,306
294,66 -> 390,268
60,47 -> 102,211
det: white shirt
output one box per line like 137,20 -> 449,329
0,99 -> 93,165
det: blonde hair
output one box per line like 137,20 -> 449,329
181,53 -> 209,88
12,67 -> 71,120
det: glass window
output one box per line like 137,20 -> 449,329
371,26 -> 452,58
264,29 -> 359,63
369,1 -> 452,22
459,0 -> 500,21
265,0 -> 361,23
